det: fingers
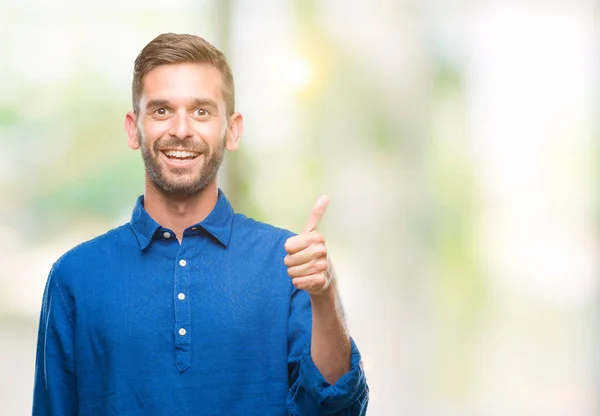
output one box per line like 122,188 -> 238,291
284,231 -> 325,254
286,256 -> 328,278
284,195 -> 334,296
304,195 -> 330,233
290,273 -> 330,293
284,242 -> 327,267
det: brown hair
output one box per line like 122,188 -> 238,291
132,33 -> 235,117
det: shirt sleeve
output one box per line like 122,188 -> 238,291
33,266 -> 78,416
286,287 -> 369,415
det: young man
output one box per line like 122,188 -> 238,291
33,33 -> 368,415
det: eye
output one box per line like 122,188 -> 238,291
150,107 -> 169,119
194,108 -> 210,118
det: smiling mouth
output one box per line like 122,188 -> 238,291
162,150 -> 201,161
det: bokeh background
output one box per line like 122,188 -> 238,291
1,0 -> 599,415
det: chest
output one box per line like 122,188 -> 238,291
73,247 -> 291,350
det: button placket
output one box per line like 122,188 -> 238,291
174,251 -> 192,372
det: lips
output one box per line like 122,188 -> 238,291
162,149 -> 200,160
158,149 -> 203,169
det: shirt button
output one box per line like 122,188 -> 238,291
178,293 -> 185,300
191,227 -> 197,230
179,259 -> 187,267
163,232 -> 171,239
179,328 -> 187,336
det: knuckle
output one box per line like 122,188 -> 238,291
313,232 -> 325,243
303,263 -> 313,276
313,243 -> 326,257
285,236 -> 300,250
294,280 -> 306,290
312,277 -> 326,290
314,260 -> 328,273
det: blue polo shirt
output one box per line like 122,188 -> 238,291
33,190 -> 368,415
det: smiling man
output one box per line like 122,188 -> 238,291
32,33 -> 368,415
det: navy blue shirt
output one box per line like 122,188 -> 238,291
33,191 -> 368,415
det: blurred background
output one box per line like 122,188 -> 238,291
1,0 -> 599,414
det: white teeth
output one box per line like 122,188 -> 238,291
164,150 -> 199,158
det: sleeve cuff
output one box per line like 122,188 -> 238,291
298,337 -> 368,411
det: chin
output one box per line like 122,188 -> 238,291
163,178 -> 212,195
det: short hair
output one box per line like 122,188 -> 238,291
132,33 -> 235,117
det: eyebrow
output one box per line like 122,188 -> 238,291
146,98 -> 219,111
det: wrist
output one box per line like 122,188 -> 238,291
309,282 -> 336,305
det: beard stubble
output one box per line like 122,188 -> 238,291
138,131 -> 227,196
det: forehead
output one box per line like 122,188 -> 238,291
140,63 -> 224,107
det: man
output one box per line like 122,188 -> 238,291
33,33 -> 368,415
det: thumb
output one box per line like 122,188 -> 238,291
304,195 -> 330,233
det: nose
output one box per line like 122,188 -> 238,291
169,111 -> 194,139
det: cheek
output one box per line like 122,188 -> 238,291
193,121 -> 227,142
140,123 -> 169,148
143,122 -> 169,138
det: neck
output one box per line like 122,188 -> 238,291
143,177 -> 219,242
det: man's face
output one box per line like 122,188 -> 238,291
128,63 -> 237,196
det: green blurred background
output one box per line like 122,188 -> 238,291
1,0 -> 599,414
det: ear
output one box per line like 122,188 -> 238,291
125,112 -> 140,150
225,112 -> 243,151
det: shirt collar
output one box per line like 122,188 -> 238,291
197,189 -> 234,247
129,195 -> 161,250
129,189 -> 234,250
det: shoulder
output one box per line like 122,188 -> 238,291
229,213 -> 297,259
51,224 -> 133,280
232,212 -> 296,241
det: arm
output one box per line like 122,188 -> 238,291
286,283 -> 368,416
285,197 -> 352,383
284,196 -> 369,415
309,269 -> 351,384
33,266 -> 78,415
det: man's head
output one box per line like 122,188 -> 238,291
132,33 -> 235,118
125,33 -> 242,197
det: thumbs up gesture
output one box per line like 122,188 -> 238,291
284,195 -> 335,296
